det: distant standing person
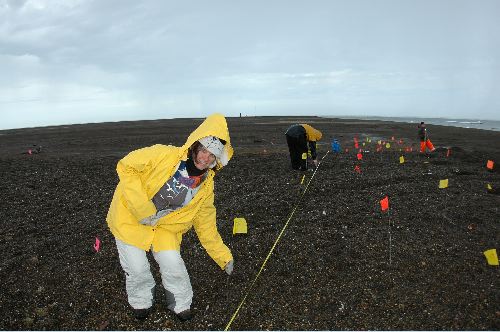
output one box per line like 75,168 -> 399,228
285,124 -> 322,170
106,113 -> 234,321
417,121 -> 436,153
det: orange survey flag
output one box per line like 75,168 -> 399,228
380,196 -> 389,212
486,160 -> 494,170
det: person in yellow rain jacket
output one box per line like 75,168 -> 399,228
107,113 -> 234,321
285,123 -> 322,171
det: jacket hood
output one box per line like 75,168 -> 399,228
181,113 -> 234,168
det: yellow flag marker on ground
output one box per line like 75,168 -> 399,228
386,143 -> 391,149
439,179 -> 449,189
300,175 -> 305,184
302,153 -> 307,160
399,156 -> 405,164
377,140 -> 382,145
487,183 -> 492,190
233,218 -> 247,235
484,249 -> 499,266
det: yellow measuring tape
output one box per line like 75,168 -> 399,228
224,151 -> 330,331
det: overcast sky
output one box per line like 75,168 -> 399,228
1,0 -> 499,129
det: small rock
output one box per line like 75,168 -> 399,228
35,307 -> 49,317
23,317 -> 34,326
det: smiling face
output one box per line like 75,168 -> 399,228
192,145 -> 217,170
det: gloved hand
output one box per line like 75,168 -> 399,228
224,260 -> 234,275
139,215 -> 159,226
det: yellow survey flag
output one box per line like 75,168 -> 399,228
399,156 -> 405,164
302,152 -> 307,160
233,218 -> 247,235
386,143 -> 391,148
439,179 -> 448,189
300,175 -> 305,184
377,140 -> 382,145
487,183 -> 492,190
484,249 -> 499,266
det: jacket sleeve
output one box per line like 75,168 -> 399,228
193,186 -> 233,269
308,141 -> 317,160
116,146 -> 158,221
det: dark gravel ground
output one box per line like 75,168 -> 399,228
0,116 -> 499,330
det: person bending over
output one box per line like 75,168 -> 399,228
106,113 -> 234,321
285,123 -> 322,171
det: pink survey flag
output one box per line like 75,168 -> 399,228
380,196 -> 389,212
354,165 -> 361,173
94,237 -> 101,252
357,153 -> 363,160
486,160 -> 494,170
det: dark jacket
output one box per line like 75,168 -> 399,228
417,124 -> 427,141
285,124 -> 322,159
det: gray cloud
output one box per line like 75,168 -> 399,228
1,0 -> 500,129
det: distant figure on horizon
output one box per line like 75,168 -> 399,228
417,122 -> 436,153
106,113 -> 234,322
285,124 -> 322,171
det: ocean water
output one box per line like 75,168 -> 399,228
328,116 -> 500,132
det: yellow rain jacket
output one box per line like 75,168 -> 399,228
300,124 -> 322,142
106,113 -> 234,269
